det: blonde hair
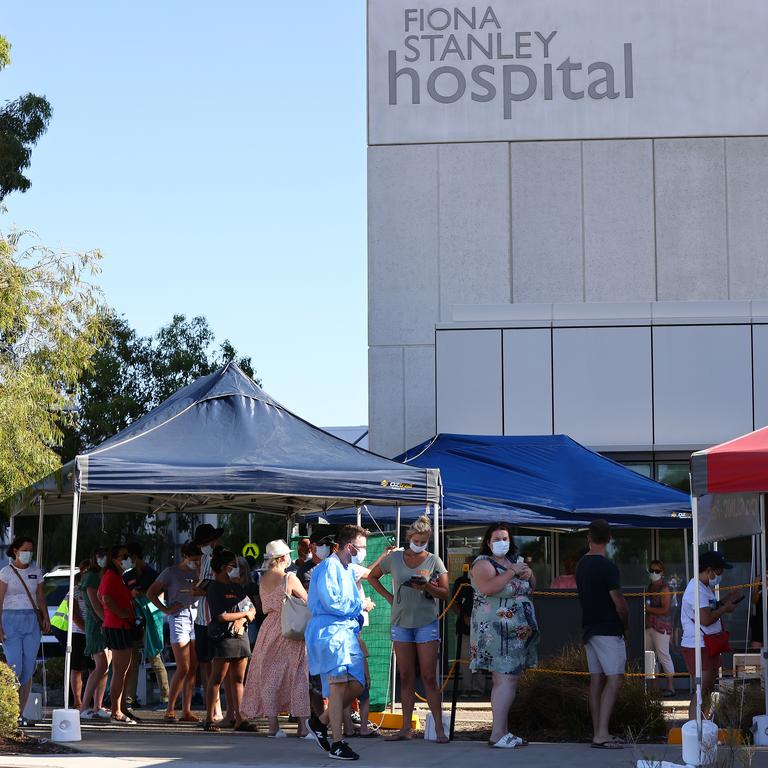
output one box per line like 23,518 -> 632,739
406,514 -> 432,541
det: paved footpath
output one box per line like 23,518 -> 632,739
2,726 -> 768,768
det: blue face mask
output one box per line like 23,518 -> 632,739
709,572 -> 722,587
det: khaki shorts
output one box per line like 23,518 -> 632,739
585,635 -> 626,675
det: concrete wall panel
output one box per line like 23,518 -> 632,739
368,145 -> 438,346
511,142 -> 583,303
655,139 -> 728,300
404,345 -> 436,450
583,140 -> 656,301
368,346 -> 405,458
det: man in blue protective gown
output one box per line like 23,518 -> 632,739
306,524 -> 373,761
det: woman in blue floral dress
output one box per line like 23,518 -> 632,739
470,523 -> 539,748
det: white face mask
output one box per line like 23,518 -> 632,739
185,560 -> 198,571
17,551 -> 33,565
409,542 -> 428,554
121,558 -> 133,571
649,572 -> 662,583
491,540 -> 510,557
709,572 -> 722,587
227,566 -> 240,580
96,556 -> 107,569
201,545 -> 214,556
316,545 -> 330,560
350,547 -> 366,566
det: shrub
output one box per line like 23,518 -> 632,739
508,645 -> 666,742
714,681 -> 764,733
0,662 -> 19,738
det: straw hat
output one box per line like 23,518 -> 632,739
264,539 -> 292,560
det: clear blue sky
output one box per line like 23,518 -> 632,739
1,2 -> 368,427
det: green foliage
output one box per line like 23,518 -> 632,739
508,645 -> 666,742
715,681 -> 764,732
0,662 -> 19,738
0,35 -> 52,200
0,229 -> 106,503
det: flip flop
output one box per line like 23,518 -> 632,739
164,712 -> 178,722
179,714 -> 200,723
591,741 -> 623,749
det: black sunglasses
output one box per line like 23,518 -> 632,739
649,569 -> 663,574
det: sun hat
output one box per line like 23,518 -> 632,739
264,539 -> 292,560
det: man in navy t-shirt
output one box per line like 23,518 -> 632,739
575,519 -> 629,750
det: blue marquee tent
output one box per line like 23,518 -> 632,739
9,362 -> 441,518
326,433 -> 690,529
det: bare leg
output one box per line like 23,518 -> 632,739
417,640 -> 448,742
594,674 -> 623,743
205,661 -> 228,724
81,650 -> 109,712
324,681 -> 362,744
688,669 -> 715,721
93,648 -> 111,710
489,672 -> 519,743
70,669 -> 84,710
167,642 -> 190,714
385,642 -> 416,740
228,658 -> 247,726
589,673 -> 605,739
182,642 -> 198,717
109,648 -> 133,719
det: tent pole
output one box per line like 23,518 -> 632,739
390,504 -> 401,714
761,495 -> 768,716
684,528 -> 690,583
64,489 -> 82,711
37,497 -> 44,571
355,504 -> 361,527
8,512 -> 14,543
691,490 -> 703,747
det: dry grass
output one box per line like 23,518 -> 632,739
508,645 -> 666,742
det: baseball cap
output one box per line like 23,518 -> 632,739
699,551 -> 733,571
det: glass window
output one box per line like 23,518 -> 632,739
609,530 -> 652,586
657,463 -> 690,493
658,529 -> 687,599
558,531 -> 589,582
623,462 -> 653,478
513,529 -> 551,588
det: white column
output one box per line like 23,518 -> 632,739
691,492 -> 703,740
390,504 -> 401,714
761,495 -> 768,716
63,489 -> 82,711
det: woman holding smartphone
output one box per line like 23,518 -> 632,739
367,515 -> 449,743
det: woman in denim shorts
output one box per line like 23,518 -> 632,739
368,515 -> 449,743
148,541 -> 202,723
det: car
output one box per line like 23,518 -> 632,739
40,565 -> 74,655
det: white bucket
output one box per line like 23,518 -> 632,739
637,761 -> 689,768
423,711 -> 450,741
50,709 -> 82,743
681,719 -> 718,766
752,714 -> 768,746
22,692 -> 42,722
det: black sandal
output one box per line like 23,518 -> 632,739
234,721 -> 258,732
203,721 -> 220,732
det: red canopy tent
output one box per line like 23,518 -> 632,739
690,428 -> 768,743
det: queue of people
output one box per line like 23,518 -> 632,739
0,519 -> 749,756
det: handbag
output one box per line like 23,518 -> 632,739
703,630 -> 731,657
9,565 -> 47,631
281,576 -> 311,641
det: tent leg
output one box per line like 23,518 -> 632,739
761,495 -> 768,717
449,629 -> 462,740
691,491 -> 703,750
355,504 -> 361,527
37,497 -> 44,571
390,504 -> 401,714
64,490 -> 81,711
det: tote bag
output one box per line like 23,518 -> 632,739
281,576 -> 311,641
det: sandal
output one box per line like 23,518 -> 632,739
235,721 -> 259,732
203,721 -> 220,732
164,712 -> 178,722
180,714 -> 200,723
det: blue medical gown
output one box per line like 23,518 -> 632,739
306,556 -> 364,687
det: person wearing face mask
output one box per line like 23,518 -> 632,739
575,519 -> 629,750
469,523 -> 538,748
79,548 -> 112,721
644,559 -> 676,697
367,515 -> 449,744
148,541 -> 203,722
680,550 -> 742,720
298,532 -> 335,590
289,538 -> 311,573
191,523 -> 225,720
241,539 -> 310,736
203,548 -> 256,732
122,542 -> 169,713
97,544 -> 137,724
306,525 -> 374,761
0,536 -> 49,724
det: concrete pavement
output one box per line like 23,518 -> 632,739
3,724 -> 768,768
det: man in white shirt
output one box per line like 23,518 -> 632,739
680,550 -> 742,720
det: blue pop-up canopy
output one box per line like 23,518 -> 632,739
10,362 -> 440,517
326,434 -> 691,529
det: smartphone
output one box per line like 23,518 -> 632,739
409,575 -> 427,586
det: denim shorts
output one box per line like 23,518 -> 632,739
390,619 -> 440,644
169,608 -> 196,646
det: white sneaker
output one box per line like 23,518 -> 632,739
94,708 -> 111,720
492,733 -> 523,748
267,729 -> 287,738
79,710 -> 95,721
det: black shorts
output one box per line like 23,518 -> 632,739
194,624 -> 212,663
103,627 -> 132,651
211,632 -> 250,661
52,628 -> 91,671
